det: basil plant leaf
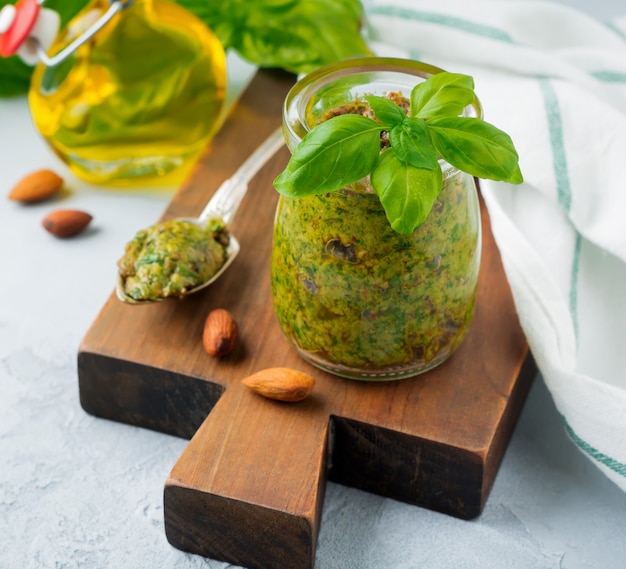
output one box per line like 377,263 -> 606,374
42,0 -> 89,25
282,8 -> 372,74
364,95 -> 406,127
0,57 -> 33,97
428,116 -> 523,183
390,118 -> 439,170
173,0 -> 241,50
236,23 -> 318,70
371,149 -> 443,234
274,114 -> 384,197
181,0 -> 372,75
314,0 -> 364,22
411,72 -> 476,119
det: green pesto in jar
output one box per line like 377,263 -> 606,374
118,217 -> 228,301
271,171 -> 481,375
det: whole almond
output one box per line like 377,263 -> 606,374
242,367 -> 315,402
203,308 -> 238,356
9,169 -> 64,203
42,209 -> 93,237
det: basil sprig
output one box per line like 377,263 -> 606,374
274,71 -> 523,234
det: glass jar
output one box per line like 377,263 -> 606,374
271,58 -> 483,380
27,0 -> 226,186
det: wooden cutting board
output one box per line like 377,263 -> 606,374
78,70 -> 536,569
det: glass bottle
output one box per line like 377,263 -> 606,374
25,0 -> 227,186
271,58 -> 483,380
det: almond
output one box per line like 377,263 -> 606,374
203,308 -> 238,356
42,209 -> 93,237
242,367 -> 315,402
9,169 -> 64,203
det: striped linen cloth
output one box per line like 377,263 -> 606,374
364,0 -> 626,492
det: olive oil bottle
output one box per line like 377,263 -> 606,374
28,0 -> 227,186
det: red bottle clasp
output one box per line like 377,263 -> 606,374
0,0 -> 41,57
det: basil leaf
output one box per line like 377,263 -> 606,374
371,149 -> 443,234
43,0 -> 89,26
428,117 -> 523,183
364,95 -> 406,127
236,24 -> 317,70
389,118 -> 439,170
317,0 -> 364,21
269,3 -> 371,74
173,1 -> 238,48
274,114 -> 384,197
411,72 -> 476,119
179,0 -> 372,75
0,57 -> 33,97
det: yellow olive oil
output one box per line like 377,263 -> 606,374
29,0 -> 227,186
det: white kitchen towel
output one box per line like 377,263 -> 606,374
365,0 -> 626,492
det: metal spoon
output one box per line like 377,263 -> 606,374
116,127 -> 285,305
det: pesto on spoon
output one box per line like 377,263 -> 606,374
116,128 -> 284,304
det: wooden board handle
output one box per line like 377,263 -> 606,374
165,381 -> 329,569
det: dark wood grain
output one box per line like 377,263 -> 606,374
78,69 -> 536,569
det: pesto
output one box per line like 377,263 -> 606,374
118,218 -> 228,301
271,172 -> 481,377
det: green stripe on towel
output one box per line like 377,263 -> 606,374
368,6 -> 518,43
605,22 -> 626,42
570,233 -> 581,338
536,44 -> 625,484
564,416 -> 626,478
539,78 -> 580,338
591,71 -> 626,83
539,79 -> 572,212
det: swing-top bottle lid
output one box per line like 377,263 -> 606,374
0,0 -> 40,57
0,0 -> 60,64
0,0 -> 131,67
